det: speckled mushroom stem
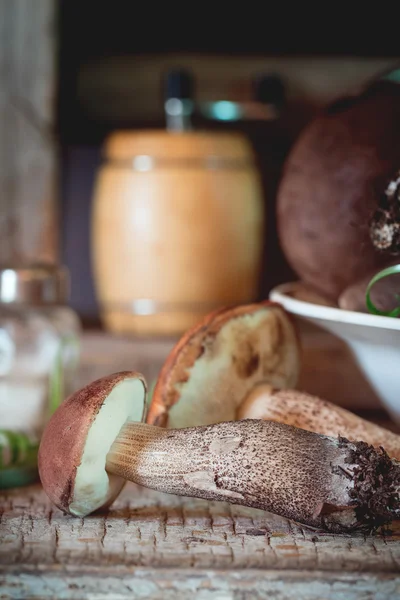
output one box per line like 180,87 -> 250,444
106,419 -> 400,534
237,386 -> 400,460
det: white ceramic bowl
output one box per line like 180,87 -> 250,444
270,282 -> 400,424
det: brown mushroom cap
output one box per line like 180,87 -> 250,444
277,81 -> 400,301
38,371 -> 147,517
147,301 -> 300,428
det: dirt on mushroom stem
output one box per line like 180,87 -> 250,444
370,169 -> 400,255
342,436 -> 400,527
106,419 -> 400,534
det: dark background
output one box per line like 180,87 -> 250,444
57,3 -> 400,144
57,2 -> 400,324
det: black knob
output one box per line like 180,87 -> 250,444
253,74 -> 285,108
164,68 -> 194,101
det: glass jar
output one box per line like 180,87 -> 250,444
0,265 -> 81,488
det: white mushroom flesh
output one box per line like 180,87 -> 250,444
70,378 -> 146,516
168,309 -> 299,428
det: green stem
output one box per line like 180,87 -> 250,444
0,430 -> 39,470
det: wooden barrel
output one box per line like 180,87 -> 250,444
91,130 -> 265,336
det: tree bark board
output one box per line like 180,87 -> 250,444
0,482 -> 399,599
0,0 -> 58,264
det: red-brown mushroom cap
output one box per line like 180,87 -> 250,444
38,371 -> 147,517
147,301 -> 300,428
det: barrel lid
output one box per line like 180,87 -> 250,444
103,130 -> 255,163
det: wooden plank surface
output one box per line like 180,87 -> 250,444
0,0 -> 57,264
1,328 -> 400,599
1,482 -> 400,599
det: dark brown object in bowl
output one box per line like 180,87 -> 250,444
277,81 -> 400,301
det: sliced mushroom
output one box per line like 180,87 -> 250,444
147,301 -> 300,428
238,385 -> 400,460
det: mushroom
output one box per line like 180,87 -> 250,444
147,301 -> 300,429
38,372 -> 147,516
276,80 -> 400,301
238,386 -> 400,460
38,371 -> 400,534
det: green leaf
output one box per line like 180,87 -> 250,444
366,264 -> 400,317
